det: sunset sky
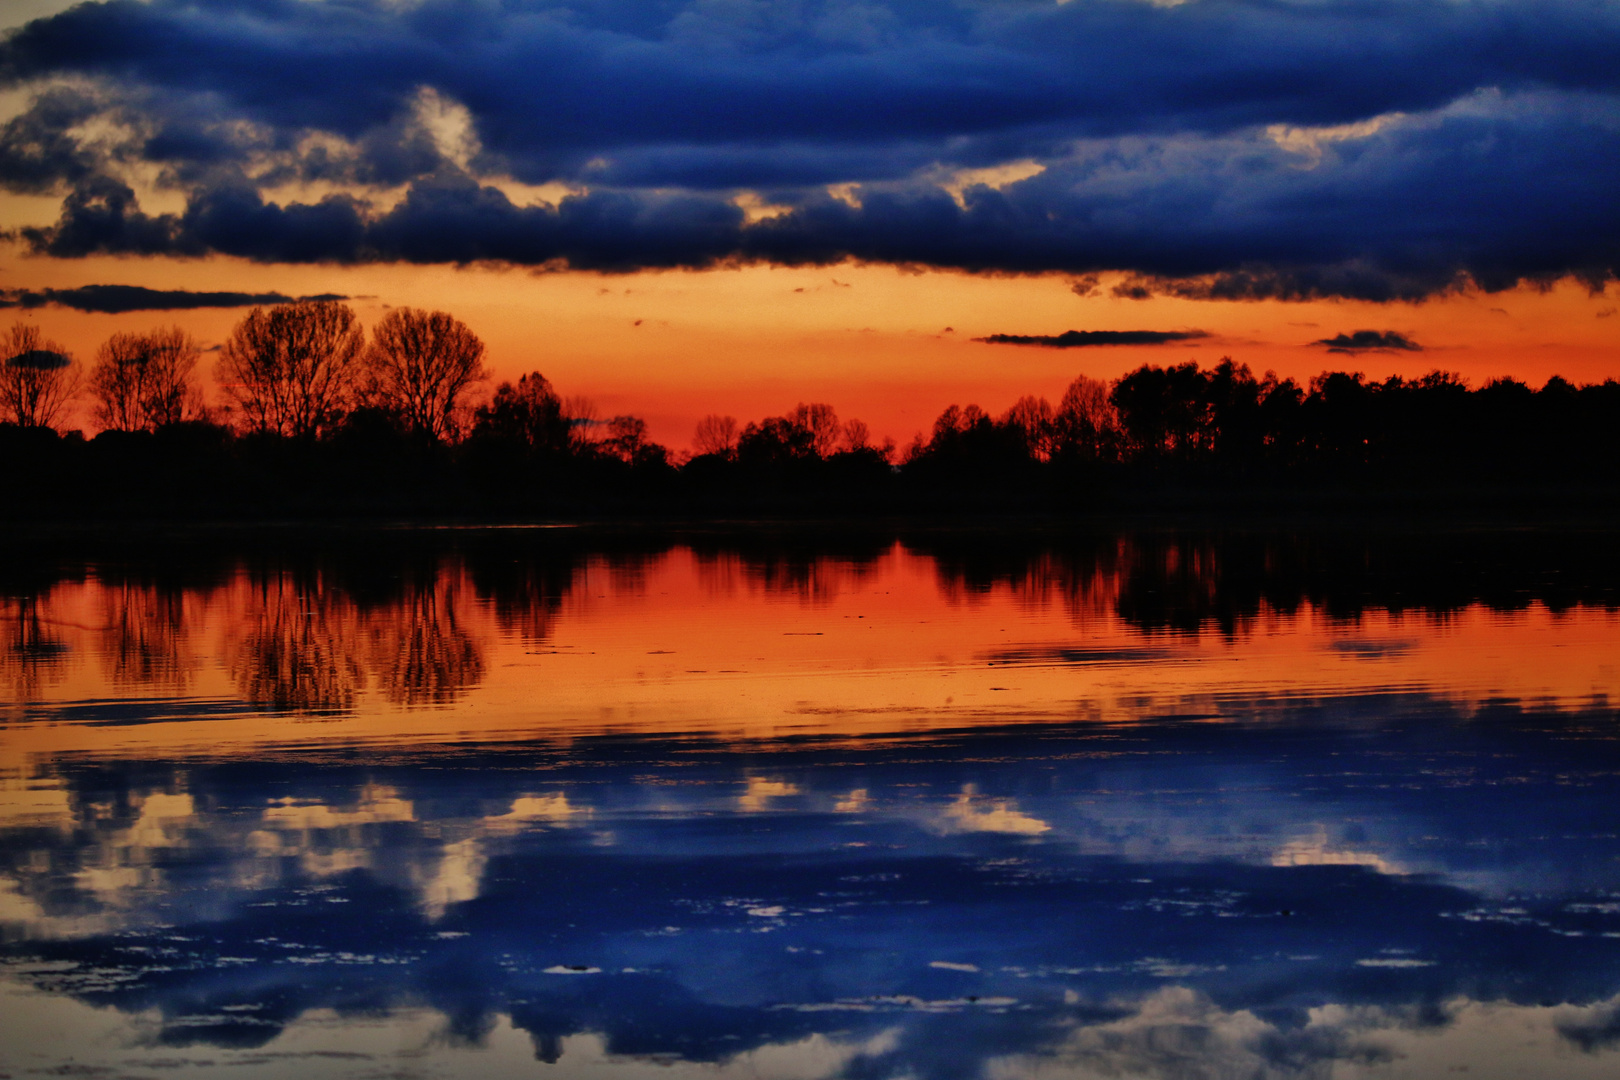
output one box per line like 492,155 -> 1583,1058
2,0 -> 1616,448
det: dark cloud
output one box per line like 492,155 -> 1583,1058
1,1 -> 1618,295
976,330 -> 1208,348
0,284 -> 347,313
1560,1003 -> 1620,1053
20,175 -> 191,257
1313,330 -> 1424,354
0,85 -> 110,192
8,0 -> 1619,174
6,348 -> 70,369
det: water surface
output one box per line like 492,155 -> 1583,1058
3,527 -> 1620,1079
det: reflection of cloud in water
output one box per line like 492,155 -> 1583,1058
482,793 -> 581,833
416,836 -> 486,921
739,776 -> 800,812
1273,827 -> 1405,875
71,791 -> 195,909
255,785 -> 416,878
0,774 -> 74,831
835,788 -> 870,813
939,785 -> 1049,835
5,970 -> 1620,1080
260,785 -> 416,831
982,988 -> 1620,1080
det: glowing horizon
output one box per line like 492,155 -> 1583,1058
4,256 -> 1614,452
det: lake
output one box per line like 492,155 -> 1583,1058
3,524 -> 1620,1079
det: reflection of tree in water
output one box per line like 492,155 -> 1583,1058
229,558 -> 488,712
1114,536 -> 1255,636
925,534 -> 1316,635
1017,546 -> 1127,624
920,535 -> 1129,625
694,536 -> 891,605
925,530 -> 1620,639
363,571 -> 485,707
0,594 -> 71,700
467,552 -> 578,643
99,582 -> 193,691
229,573 -> 365,713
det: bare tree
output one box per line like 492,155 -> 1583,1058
89,326 -> 201,433
840,417 -> 871,452
561,394 -> 600,452
789,402 -> 841,457
217,301 -> 364,438
1003,395 -> 1056,461
1054,374 -> 1120,460
365,307 -> 488,441
0,321 -> 80,429
602,415 -> 650,462
693,414 -> 738,457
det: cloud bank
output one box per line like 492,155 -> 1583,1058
2,0 -> 1617,297
977,330 -> 1208,348
1314,330 -> 1424,353
0,284 -> 347,313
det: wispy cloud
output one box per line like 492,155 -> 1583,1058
0,284 -> 346,313
976,330 -> 1208,348
1312,330 -> 1423,354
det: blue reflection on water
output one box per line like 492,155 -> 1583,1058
7,699 -> 1620,1075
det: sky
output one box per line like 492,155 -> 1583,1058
1,0 -> 1617,448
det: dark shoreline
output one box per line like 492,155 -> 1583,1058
6,486 -> 1620,534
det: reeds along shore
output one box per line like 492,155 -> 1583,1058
5,302 -> 1620,517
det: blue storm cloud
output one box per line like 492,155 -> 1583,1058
2,0 -> 1617,296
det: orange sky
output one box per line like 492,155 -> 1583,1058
3,245 -> 1616,451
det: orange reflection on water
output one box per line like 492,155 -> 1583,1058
2,540 -> 1618,774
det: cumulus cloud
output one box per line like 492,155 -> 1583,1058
0,284 -> 346,313
1313,330 -> 1424,354
977,330 -> 1208,348
1,1 -> 1618,295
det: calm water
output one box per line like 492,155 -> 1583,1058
4,526 -> 1620,1079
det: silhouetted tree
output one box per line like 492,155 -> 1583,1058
364,307 -> 487,441
1002,395 -> 1056,461
790,403 -> 842,457
89,326 -> 201,433
1,321 -> 79,429
1053,374 -> 1120,461
218,300 -> 364,438
601,415 -> 662,464
738,415 -> 817,464
1110,361 -> 1213,459
733,402 -> 869,467
693,414 -> 739,457
470,372 -> 573,455
910,403 -> 1036,477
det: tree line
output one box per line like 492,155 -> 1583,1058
4,301 -> 1620,516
